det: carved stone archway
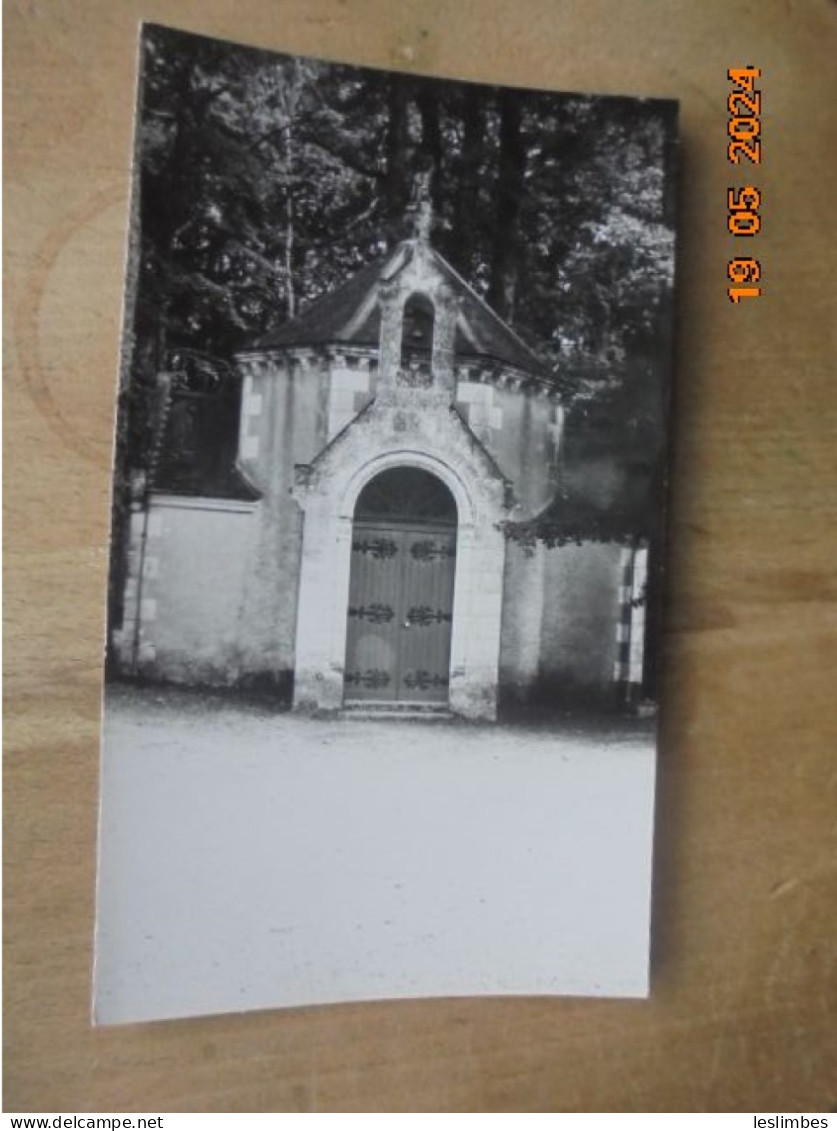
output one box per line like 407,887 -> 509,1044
292,428 -> 509,720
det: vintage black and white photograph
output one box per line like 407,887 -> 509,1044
95,23 -> 679,1024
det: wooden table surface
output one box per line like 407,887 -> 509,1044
5,0 -> 836,1113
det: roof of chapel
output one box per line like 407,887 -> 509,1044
246,237 -> 550,380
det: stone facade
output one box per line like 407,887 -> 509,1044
292,390 -> 510,718
114,211 -> 647,717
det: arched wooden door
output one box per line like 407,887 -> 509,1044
344,467 -> 457,705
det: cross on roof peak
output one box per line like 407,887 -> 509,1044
407,169 -> 433,243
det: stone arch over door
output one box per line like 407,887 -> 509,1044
292,447 -> 508,720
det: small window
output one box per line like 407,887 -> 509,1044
400,294 -> 435,366
355,467 -> 456,526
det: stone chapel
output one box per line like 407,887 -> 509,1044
113,183 -> 648,720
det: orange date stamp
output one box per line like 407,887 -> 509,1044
727,66 -> 762,303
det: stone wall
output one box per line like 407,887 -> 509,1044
455,379 -> 560,516
538,541 -> 624,707
498,539 -> 625,710
127,496 -> 257,686
234,353 -> 331,687
499,540 -> 546,702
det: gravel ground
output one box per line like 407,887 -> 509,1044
94,682 -> 657,1024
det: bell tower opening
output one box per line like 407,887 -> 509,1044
400,293 -> 436,372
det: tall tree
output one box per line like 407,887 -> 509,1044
487,87 -> 526,321
415,82 -> 443,218
384,76 -> 410,240
449,84 -> 484,279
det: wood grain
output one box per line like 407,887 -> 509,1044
5,0 -> 837,1112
